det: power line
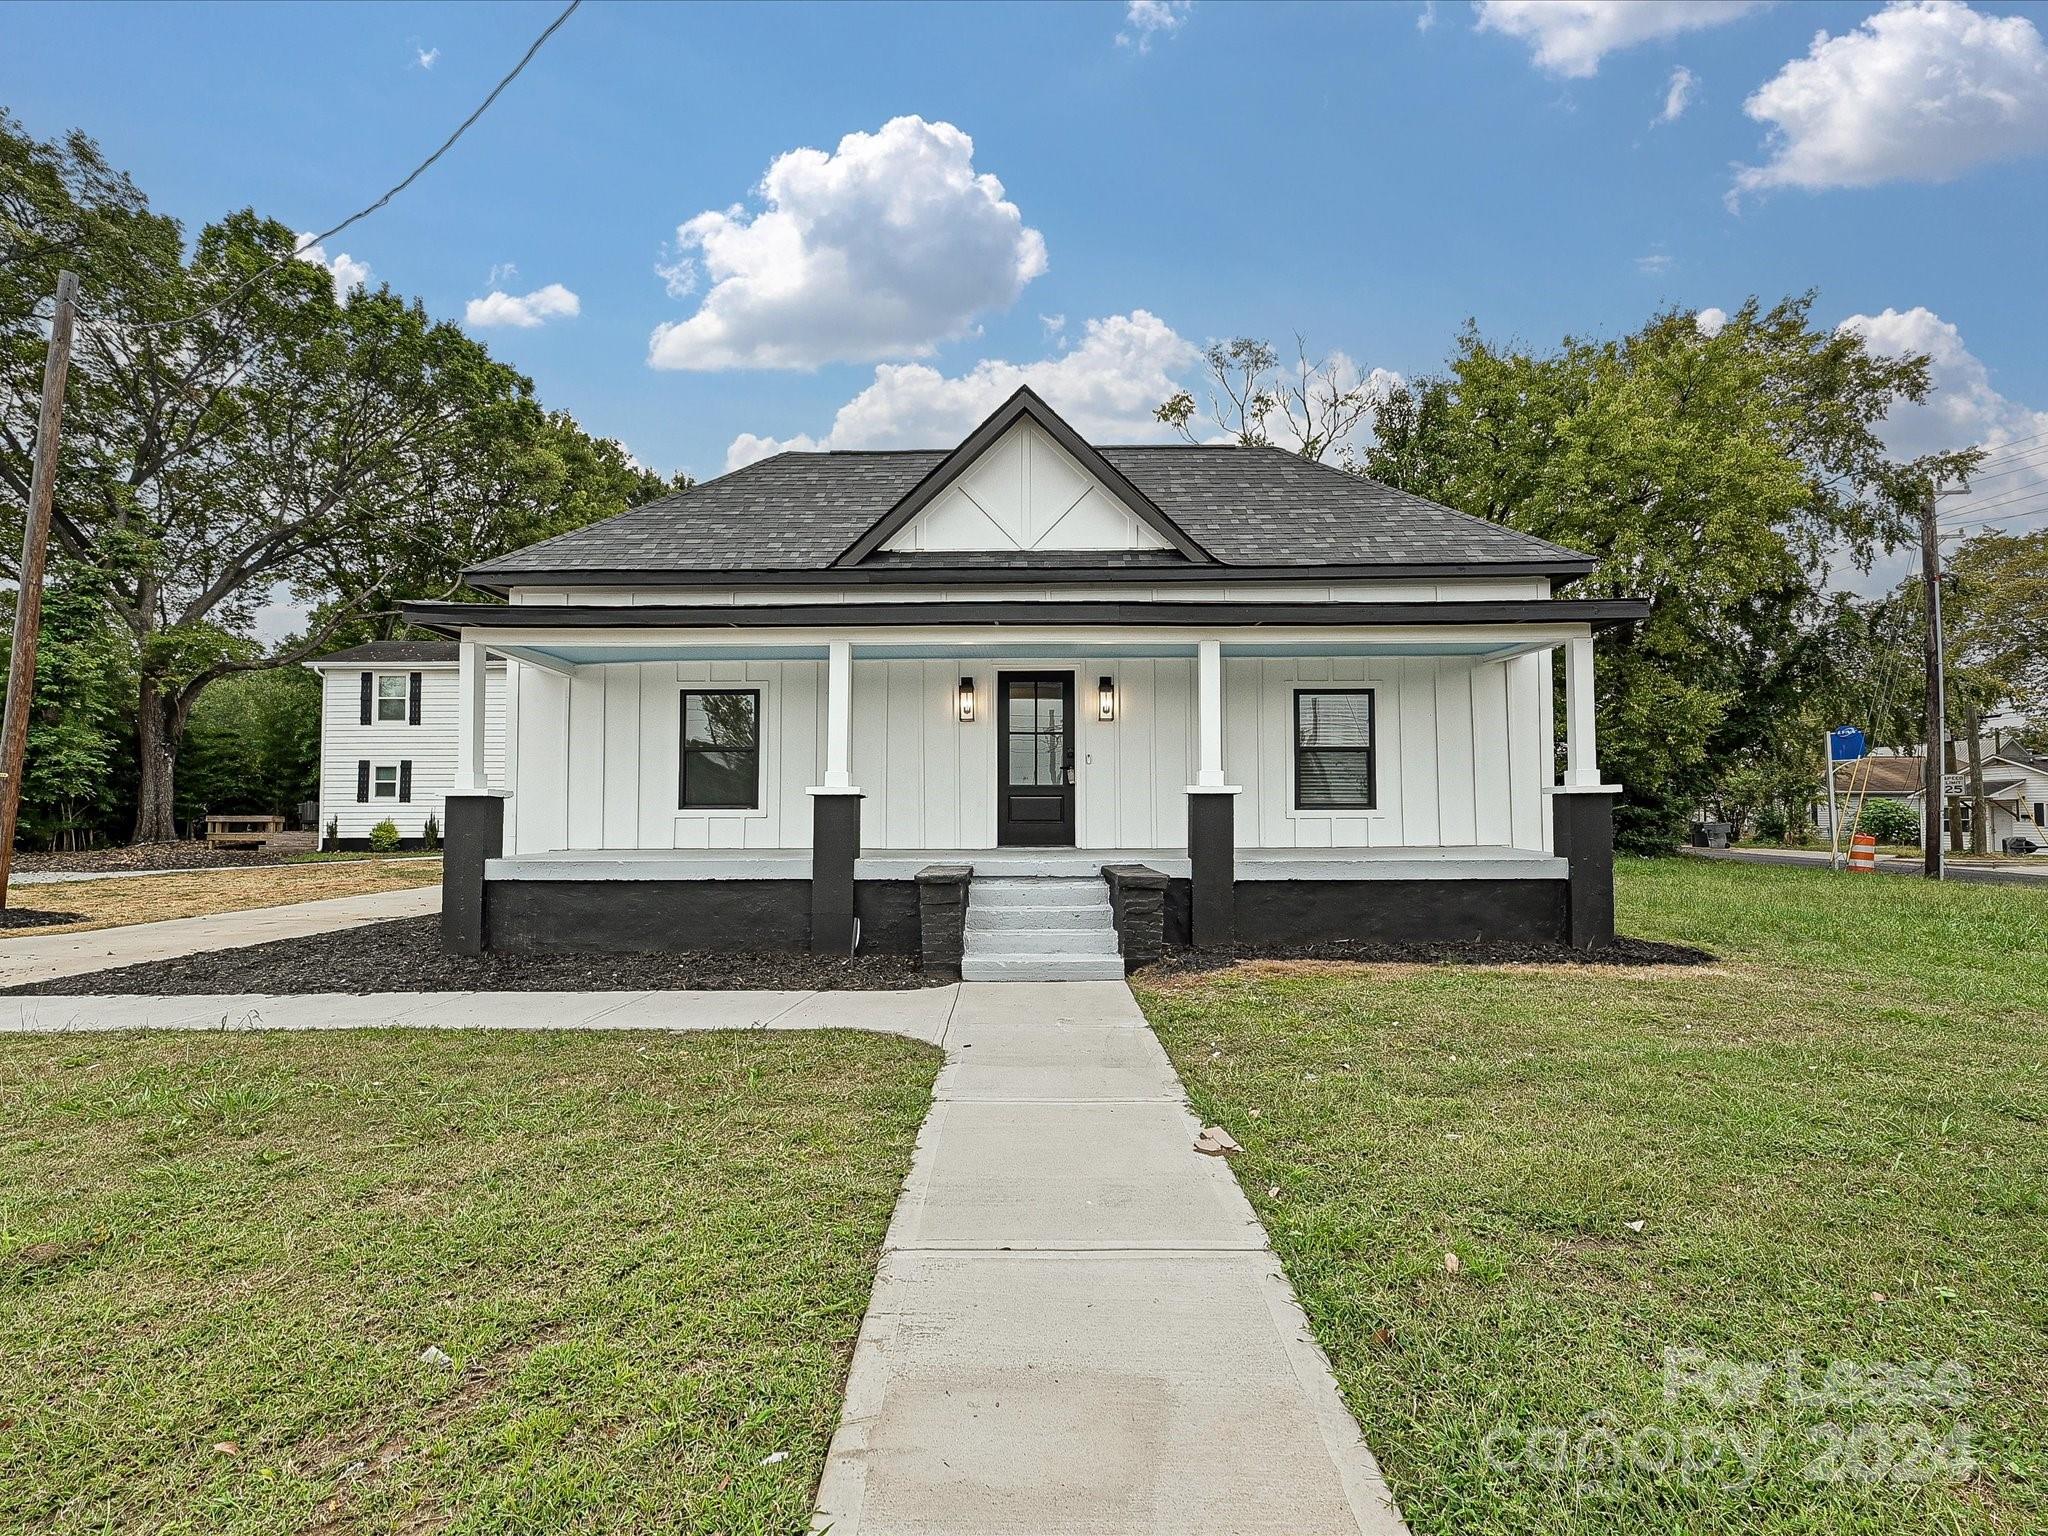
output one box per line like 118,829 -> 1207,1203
1958,446 -> 2048,485
1944,501 -> 2048,534
106,0 -> 581,336
1967,426 -> 2048,464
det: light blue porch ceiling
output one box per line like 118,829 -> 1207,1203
500,639 -> 1527,666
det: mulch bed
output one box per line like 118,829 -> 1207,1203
0,907 -> 86,930
9,844 -> 299,875
5,916 -> 944,996
1145,933 -> 1716,977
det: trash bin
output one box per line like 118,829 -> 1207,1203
2002,835 -> 2041,856
1690,821 -> 1732,849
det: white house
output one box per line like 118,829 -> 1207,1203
305,642 -> 506,849
405,389 -> 1644,978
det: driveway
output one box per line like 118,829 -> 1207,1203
0,979 -> 1407,1534
0,884 -> 440,986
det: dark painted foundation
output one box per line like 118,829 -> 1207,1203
480,876 -> 920,956
1160,876 -> 1570,948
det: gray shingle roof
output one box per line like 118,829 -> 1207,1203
308,641 -> 459,665
468,445 -> 1589,579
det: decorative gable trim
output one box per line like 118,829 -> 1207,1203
834,387 -> 1211,566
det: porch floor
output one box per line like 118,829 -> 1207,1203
485,846 -> 1566,882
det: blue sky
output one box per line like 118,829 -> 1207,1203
7,0 -> 2048,569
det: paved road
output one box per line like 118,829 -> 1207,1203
0,979 -> 1408,1535
0,884 -> 440,986
1689,847 -> 2048,889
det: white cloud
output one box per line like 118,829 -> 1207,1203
486,260 -> 519,286
1637,251 -> 1674,275
1837,306 -> 2048,586
1118,0 -> 1193,52
724,309 -> 1199,470
1734,2 -> 2048,203
464,282 -> 581,329
1658,64 -> 1696,123
1694,305 -> 1728,337
648,116 -> 1048,372
414,45 -> 440,70
1475,0 -> 1763,78
294,233 -> 370,301
1417,2 -> 1437,35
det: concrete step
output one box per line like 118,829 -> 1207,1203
966,902 -> 1112,931
960,953 -> 1129,982
971,877 -> 1106,908
963,926 -> 1120,957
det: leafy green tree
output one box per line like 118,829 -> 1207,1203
2,112 -> 671,843
1363,296 -> 1975,849
0,574 -> 133,847
176,665 -> 320,823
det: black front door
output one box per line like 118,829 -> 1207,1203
998,672 -> 1076,846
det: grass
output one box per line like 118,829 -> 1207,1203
1134,857 -> 2046,1535
3,858 -> 442,936
286,850 -> 446,864
0,1027 -> 939,1534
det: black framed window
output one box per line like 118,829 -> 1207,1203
679,689 -> 761,809
1294,689 -> 1376,810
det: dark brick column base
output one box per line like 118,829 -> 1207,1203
1102,864 -> 1169,972
441,793 -> 507,955
915,864 -> 972,980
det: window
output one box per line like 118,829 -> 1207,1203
375,673 -> 409,722
1294,689 -> 1376,810
373,764 -> 400,799
679,689 -> 761,810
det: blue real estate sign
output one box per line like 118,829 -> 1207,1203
1830,726 -> 1867,762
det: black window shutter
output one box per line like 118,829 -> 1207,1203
359,672 -> 372,725
356,760 -> 370,802
408,672 -> 422,725
398,761 -> 413,803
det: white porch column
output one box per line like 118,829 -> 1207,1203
1196,637 -> 1225,788
455,636 -> 489,793
1563,633 -> 1600,789
823,637 -> 853,790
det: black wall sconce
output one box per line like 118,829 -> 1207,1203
1098,675 -> 1116,722
958,675 -> 976,723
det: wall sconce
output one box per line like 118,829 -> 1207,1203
1098,675 -> 1116,722
957,675 -> 976,723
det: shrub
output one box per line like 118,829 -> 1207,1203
1754,805 -> 1789,844
368,819 -> 403,853
323,815 -> 339,851
421,813 -> 440,851
1855,798 -> 1920,846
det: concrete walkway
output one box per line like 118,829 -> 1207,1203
0,980 -> 1405,1533
815,982 -> 1406,1535
0,884 -> 441,986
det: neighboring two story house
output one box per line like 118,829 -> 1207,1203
305,642 -> 506,849
401,388 -> 1646,977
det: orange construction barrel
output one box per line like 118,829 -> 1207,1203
1848,833 -> 1877,872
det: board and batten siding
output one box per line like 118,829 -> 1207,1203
501,650 -> 1553,855
317,665 -> 506,840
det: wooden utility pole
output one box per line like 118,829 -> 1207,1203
0,271 -> 80,911
1919,485 -> 1946,882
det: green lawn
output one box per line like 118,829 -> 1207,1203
1136,857 -> 2045,1535
0,1028 -> 939,1535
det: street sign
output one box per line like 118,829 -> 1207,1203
1942,773 -> 1970,798
1829,726 -> 1866,762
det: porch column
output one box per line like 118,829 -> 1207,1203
455,636 -> 489,793
810,638 -> 863,955
1548,632 -> 1621,949
1187,637 -> 1240,948
1563,633 -> 1600,788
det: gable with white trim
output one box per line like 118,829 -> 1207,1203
881,420 -> 1171,553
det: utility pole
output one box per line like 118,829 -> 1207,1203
0,271 -> 80,911
1919,484 -> 1946,882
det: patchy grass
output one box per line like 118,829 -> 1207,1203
1,859 -> 441,937
1135,857 -> 2046,1535
0,1027 -> 938,1534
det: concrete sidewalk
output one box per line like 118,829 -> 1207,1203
0,884 -> 441,986
815,982 -> 1406,1536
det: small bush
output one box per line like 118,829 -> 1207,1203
368,819 -> 403,853
421,813 -> 440,851
1754,805 -> 1789,843
323,815 -> 339,851
1854,798 -> 1920,846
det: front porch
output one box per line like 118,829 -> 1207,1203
418,605 -> 1627,969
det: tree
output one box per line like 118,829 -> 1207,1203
1155,335 -> 1385,463
0,574 -> 133,848
1363,296 -> 1977,849
176,666 -> 320,824
3,113 -> 669,843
